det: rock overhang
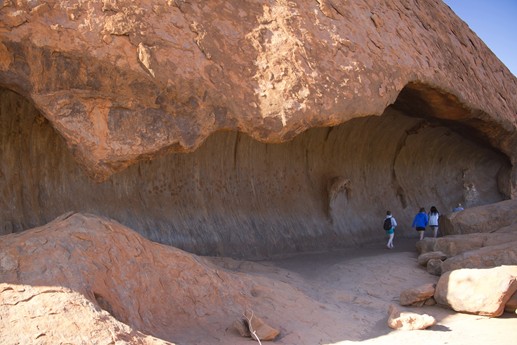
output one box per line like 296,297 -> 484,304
1,0 -> 516,180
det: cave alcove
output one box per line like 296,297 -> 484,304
0,86 -> 510,258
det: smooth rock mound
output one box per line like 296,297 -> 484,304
0,213 -> 253,343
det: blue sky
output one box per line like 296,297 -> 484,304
442,0 -> 517,77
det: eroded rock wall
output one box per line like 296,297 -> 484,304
1,88 -> 509,257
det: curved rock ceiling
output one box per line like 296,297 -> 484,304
0,0 -> 516,257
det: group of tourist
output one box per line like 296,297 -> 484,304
382,203 -> 464,249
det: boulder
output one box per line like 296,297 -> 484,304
416,235 -> 485,256
417,232 -> 517,257
387,305 -> 436,330
441,200 -> 517,235
399,284 -> 436,306
441,241 -> 517,273
434,266 -> 517,317
426,259 -> 443,276
243,310 -> 280,341
0,213 -> 253,343
417,251 -> 447,266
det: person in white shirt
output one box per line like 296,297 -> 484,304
428,206 -> 440,238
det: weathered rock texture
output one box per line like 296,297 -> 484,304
1,0 -> 516,257
416,213 -> 517,276
387,304 -> 436,330
0,213 -> 251,343
440,199 -> 517,235
1,213 -> 315,344
0,284 -> 173,345
399,283 -> 435,306
434,266 -> 517,317
417,225 -> 517,257
3,212 -> 414,344
441,241 -> 517,273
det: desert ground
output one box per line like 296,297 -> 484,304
2,215 -> 516,345
205,236 -> 517,345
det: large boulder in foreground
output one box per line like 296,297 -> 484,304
434,266 -> 517,317
0,213 -> 254,343
1,212 -> 368,344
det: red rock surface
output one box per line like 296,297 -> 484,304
3,216 -> 516,344
440,199 -> 517,235
0,0 -> 515,183
0,284 -> 173,345
387,304 -> 436,330
0,213 -> 252,343
399,283 -> 436,306
434,266 -> 517,317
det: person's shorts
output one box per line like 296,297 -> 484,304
416,227 -> 425,231
386,228 -> 394,235
430,225 -> 438,229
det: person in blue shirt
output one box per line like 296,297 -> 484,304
412,207 -> 428,240
452,203 -> 464,212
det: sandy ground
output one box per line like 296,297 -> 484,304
204,237 -> 517,345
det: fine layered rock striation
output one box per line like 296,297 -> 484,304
1,0 -> 516,257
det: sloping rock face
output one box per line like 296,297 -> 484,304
1,212 -> 385,344
0,213 -> 251,343
1,284 -> 173,345
1,0 -> 516,257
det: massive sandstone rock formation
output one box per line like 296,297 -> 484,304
1,0 -> 516,257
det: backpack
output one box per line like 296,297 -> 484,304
383,217 -> 392,230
